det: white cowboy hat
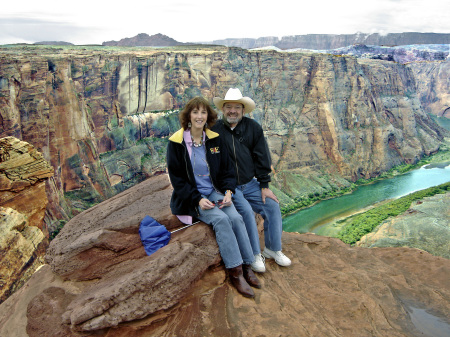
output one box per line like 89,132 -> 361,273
213,88 -> 256,114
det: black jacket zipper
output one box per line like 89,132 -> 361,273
231,133 -> 241,185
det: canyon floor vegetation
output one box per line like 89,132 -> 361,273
337,181 -> 450,245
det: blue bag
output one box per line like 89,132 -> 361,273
139,216 -> 171,256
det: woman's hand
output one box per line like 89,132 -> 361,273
199,198 -> 215,210
220,191 -> 233,208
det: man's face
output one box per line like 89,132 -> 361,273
222,102 -> 244,127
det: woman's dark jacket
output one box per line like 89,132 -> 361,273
166,128 -> 236,218
212,117 -> 272,188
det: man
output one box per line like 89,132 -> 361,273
212,88 -> 291,272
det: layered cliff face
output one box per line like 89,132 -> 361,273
0,137 -> 53,303
0,45 -> 446,226
315,44 -> 450,118
0,137 -> 54,231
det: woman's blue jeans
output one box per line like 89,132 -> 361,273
197,190 -> 254,269
233,178 -> 283,254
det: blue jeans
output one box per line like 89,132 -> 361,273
197,190 -> 254,269
233,178 -> 283,253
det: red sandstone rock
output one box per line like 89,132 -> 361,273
1,232 -> 449,337
0,174 -> 448,337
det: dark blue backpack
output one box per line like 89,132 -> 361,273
139,216 -> 171,256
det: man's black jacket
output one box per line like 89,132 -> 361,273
212,117 -> 272,188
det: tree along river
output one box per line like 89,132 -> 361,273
283,162 -> 450,235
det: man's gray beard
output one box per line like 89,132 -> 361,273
226,116 -> 242,125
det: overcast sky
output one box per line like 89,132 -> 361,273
1,0 -> 449,45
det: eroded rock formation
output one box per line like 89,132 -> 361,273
0,137 -> 54,229
0,137 -> 53,303
0,174 -> 449,337
0,207 -> 46,304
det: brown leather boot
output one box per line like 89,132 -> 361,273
228,265 -> 255,298
242,264 -> 262,289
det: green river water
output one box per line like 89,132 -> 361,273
283,162 -> 450,234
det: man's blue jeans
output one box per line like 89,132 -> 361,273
233,178 -> 283,254
197,190 -> 254,269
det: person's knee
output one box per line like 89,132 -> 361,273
212,213 -> 232,230
227,211 -> 242,225
237,207 -> 254,222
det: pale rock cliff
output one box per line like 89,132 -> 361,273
0,207 -> 46,304
0,45 -> 446,226
0,174 -> 449,336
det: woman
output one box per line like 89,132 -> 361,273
166,96 -> 260,298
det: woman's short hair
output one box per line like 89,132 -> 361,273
179,97 -> 218,129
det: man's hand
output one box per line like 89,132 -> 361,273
261,188 -> 279,204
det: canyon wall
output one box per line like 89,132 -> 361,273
408,60 -> 450,118
0,45 -> 446,229
317,44 -> 450,118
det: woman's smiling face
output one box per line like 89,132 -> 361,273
190,105 -> 208,130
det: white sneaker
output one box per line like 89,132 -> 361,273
262,247 -> 291,267
251,253 -> 266,273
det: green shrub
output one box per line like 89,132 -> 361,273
50,220 -> 66,240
